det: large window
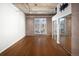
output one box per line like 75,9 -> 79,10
34,18 -> 47,34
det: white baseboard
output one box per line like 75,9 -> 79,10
0,35 -> 25,53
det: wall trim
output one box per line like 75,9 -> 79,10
0,35 -> 26,53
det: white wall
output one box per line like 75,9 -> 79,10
0,4 -> 26,53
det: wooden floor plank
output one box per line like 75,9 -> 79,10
0,35 -> 69,56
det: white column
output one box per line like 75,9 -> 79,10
57,19 -> 60,44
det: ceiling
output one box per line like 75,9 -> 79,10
14,3 -> 58,14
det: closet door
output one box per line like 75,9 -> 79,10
59,18 -> 66,47
59,15 -> 71,53
65,15 -> 71,52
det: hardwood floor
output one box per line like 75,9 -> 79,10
0,35 -> 70,56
